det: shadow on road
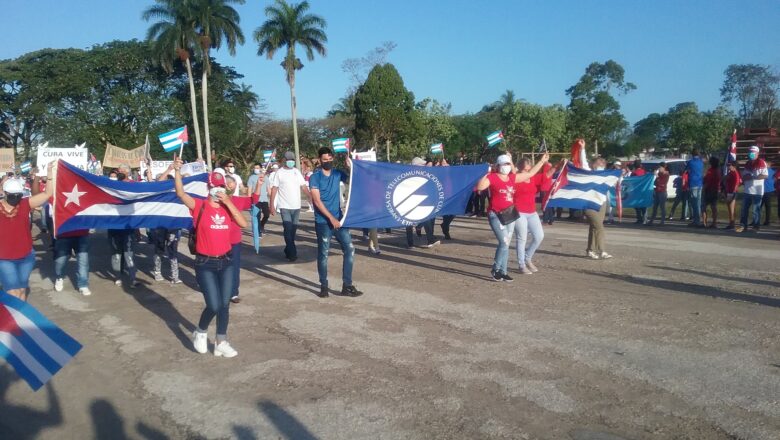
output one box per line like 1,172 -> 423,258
257,400 -> 319,440
646,264 -> 780,289
0,365 -> 62,439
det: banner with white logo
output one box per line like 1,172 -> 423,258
36,147 -> 89,176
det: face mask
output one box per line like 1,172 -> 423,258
109,177 -> 118,181
227,166 -> 235,173
209,187 -> 226,201
595,166 -> 605,171
321,161 -> 334,171
748,152 -> 757,160
499,165 -> 512,175
286,160 -> 295,168
5,193 -> 22,207
117,173 -> 127,181
253,168 -> 261,175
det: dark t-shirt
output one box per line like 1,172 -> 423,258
309,169 -> 348,224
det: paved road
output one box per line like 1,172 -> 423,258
2,214 -> 779,439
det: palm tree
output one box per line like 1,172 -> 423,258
190,0 -> 245,169
254,0 -> 327,169
143,0 -> 204,160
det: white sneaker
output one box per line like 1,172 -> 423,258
587,251 -> 600,260
192,331 -> 208,354
518,266 -> 533,275
214,341 -> 237,358
599,252 -> 613,260
369,246 -> 381,255
153,271 -> 164,282
114,279 -> 122,287
79,287 -> 92,296
54,278 -> 64,292
525,260 -> 538,273
171,278 -> 182,285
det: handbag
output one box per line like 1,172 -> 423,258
188,202 -> 206,255
496,205 -> 520,225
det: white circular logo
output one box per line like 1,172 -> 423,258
385,171 -> 445,225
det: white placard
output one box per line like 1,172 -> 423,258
180,161 -> 207,176
36,147 -> 89,176
351,150 -> 377,162
139,160 -> 174,179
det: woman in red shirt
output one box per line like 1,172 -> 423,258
723,161 -> 741,229
513,158 -> 557,274
648,162 -> 670,225
475,153 -> 549,282
174,158 -> 248,358
701,156 -> 721,228
0,165 -> 53,300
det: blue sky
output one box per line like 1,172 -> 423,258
4,0 -> 779,124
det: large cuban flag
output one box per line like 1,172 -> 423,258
341,161 -> 487,228
0,291 -> 82,390
545,163 -> 621,211
54,160 -> 207,235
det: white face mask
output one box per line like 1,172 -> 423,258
595,166 -> 605,171
253,168 -> 261,175
209,187 -> 226,201
499,165 -> 512,175
109,177 -> 118,181
227,166 -> 235,173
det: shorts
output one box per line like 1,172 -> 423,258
0,250 -> 36,290
725,193 -> 736,203
703,189 -> 719,206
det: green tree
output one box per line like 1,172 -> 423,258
504,101 -> 568,152
254,0 -> 327,169
720,64 -> 779,128
143,0 -> 204,160
566,60 -> 636,155
697,106 -> 736,154
353,63 -> 415,161
190,0 -> 245,169
664,102 -> 703,153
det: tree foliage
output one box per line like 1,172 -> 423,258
720,64 -> 779,128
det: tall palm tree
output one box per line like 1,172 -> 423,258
190,0 -> 245,169
254,0 -> 327,169
143,0 -> 204,160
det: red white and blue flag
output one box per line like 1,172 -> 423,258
728,129 -> 737,163
0,291 -> 82,390
332,138 -> 350,153
158,126 -> 189,153
53,160 -> 207,236
544,163 -> 621,212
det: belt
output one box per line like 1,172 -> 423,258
196,252 -> 231,260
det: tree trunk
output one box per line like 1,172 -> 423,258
386,139 -> 391,162
202,68 -> 212,170
185,58 -> 203,160
289,77 -> 301,170
594,139 -> 599,158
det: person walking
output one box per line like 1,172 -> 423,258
309,147 -> 363,298
253,168 -> 271,234
648,162 -> 669,225
631,159 -> 648,224
685,150 -> 705,227
736,146 -> 768,232
173,158 -> 248,358
225,175 -> 252,304
669,171 -> 690,221
701,156 -> 721,228
583,158 -> 613,260
723,161 -> 741,230
405,157 -> 441,248
761,164 -> 775,226
0,164 -> 53,300
221,159 -> 244,196
270,151 -> 311,262
107,165 -> 138,288
512,158 -> 556,274
540,161 -> 555,225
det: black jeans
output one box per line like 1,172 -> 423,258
406,219 -> 435,246
195,253 -> 235,336
256,202 -> 270,231
441,215 -> 455,236
763,192 -> 774,224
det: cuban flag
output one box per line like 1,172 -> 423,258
158,126 -> 189,153
53,160 -> 207,236
486,130 -> 504,147
20,161 -> 32,173
263,149 -> 276,163
728,129 -> 737,163
332,138 -> 350,153
0,291 -> 82,390
545,163 -> 621,211
341,160 -> 487,228
430,143 -> 444,155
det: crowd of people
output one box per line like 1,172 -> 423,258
0,140 -> 777,357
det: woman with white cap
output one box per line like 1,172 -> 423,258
475,152 -> 549,281
173,156 -> 248,358
0,164 -> 53,300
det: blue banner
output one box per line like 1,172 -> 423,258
341,161 -> 488,228
609,174 -> 655,208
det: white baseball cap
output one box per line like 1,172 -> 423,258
3,178 -> 25,194
496,154 -> 512,165
213,167 -> 227,176
749,145 -> 760,153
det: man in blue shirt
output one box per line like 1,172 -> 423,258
685,149 -> 705,227
309,147 -> 363,298
763,165 -> 776,225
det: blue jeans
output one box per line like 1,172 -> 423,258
314,222 -> 354,287
650,192 -> 667,223
740,194 -> 763,228
54,235 -> 90,289
108,229 -> 136,282
488,211 -> 514,275
279,208 -> 300,259
0,250 -> 36,290
514,213 -> 544,267
689,187 -> 703,225
231,243 -> 241,297
194,253 -> 235,336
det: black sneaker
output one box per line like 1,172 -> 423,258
491,271 -> 503,282
501,273 -> 514,283
317,285 -> 329,298
443,233 -> 452,240
340,285 -> 363,297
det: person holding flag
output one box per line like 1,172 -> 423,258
512,157 -> 557,274
0,163 -> 54,300
584,158 -> 613,260
736,146 -> 768,232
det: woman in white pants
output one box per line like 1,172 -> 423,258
513,158 -> 556,274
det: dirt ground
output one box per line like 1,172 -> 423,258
1,212 -> 779,440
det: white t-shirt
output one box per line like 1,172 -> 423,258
270,167 -> 306,209
227,173 -> 243,195
743,159 -> 768,196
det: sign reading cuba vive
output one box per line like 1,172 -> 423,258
36,146 -> 89,176
341,160 -> 487,228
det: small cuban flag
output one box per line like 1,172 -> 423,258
158,125 -> 189,153
0,290 -> 83,390
486,130 -> 504,147
332,138 -> 350,153
430,143 -> 444,155
263,149 -> 276,163
20,161 -> 32,174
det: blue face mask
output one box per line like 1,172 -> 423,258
748,152 -> 757,160
286,160 -> 295,168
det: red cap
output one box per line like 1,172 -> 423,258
208,172 -> 226,187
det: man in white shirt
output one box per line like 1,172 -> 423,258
270,151 -> 311,261
222,159 -> 244,195
737,145 -> 768,232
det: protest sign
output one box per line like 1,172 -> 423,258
139,160 -> 174,179
0,148 -> 14,172
36,146 -> 89,176
351,150 -> 377,162
180,161 -> 207,176
102,143 -> 146,169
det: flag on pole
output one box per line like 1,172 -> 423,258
0,290 -> 82,390
545,163 -> 621,211
20,161 -> 32,174
728,129 -> 737,163
332,138 -> 351,153
158,126 -> 189,153
486,130 -> 504,147
430,143 -> 444,154
262,149 -> 276,163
